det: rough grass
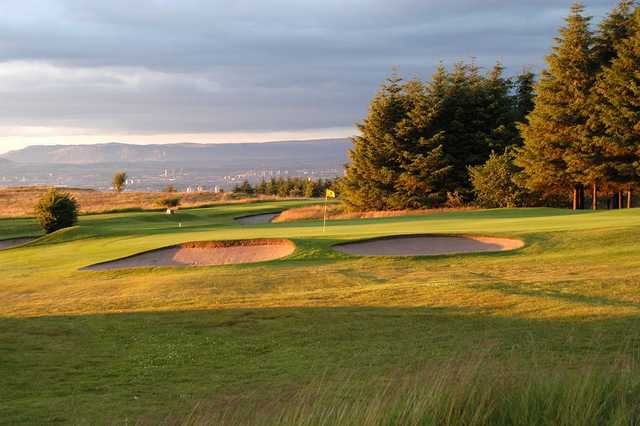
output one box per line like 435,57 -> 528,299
182,353 -> 640,426
273,203 -> 478,223
2,203 -> 640,424
0,186 -> 289,217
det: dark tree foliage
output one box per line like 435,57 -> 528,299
514,70 -> 536,123
469,150 -> 527,208
342,2 -> 640,212
342,62 -> 522,211
591,7 -> 640,205
34,189 -> 79,234
516,3 -> 597,205
593,0 -> 636,67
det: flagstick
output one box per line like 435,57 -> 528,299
323,195 -> 328,233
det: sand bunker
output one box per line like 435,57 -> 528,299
0,237 -> 36,250
334,235 -> 524,257
84,239 -> 295,270
235,212 -> 281,224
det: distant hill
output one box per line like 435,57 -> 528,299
0,158 -> 13,166
1,139 -> 352,165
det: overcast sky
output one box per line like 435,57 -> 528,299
0,0 -> 613,154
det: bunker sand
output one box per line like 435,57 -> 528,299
334,235 -> 524,257
235,212 -> 281,224
0,237 -> 36,250
84,239 -> 295,270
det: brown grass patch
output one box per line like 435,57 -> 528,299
273,204 -> 478,223
0,186 -> 285,217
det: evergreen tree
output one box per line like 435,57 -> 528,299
341,75 -> 410,210
343,62 -> 526,210
432,62 -> 518,197
592,8 -> 640,208
303,180 -> 315,198
267,178 -> 277,195
514,70 -> 536,123
388,77 -> 452,208
469,150 -> 527,208
516,3 -> 597,209
257,179 -> 268,194
593,0 -> 636,67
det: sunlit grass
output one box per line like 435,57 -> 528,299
1,203 -> 640,423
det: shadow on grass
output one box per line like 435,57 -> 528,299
475,281 -> 640,309
2,306 -> 640,424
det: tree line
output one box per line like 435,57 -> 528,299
341,1 -> 639,211
233,177 -> 336,198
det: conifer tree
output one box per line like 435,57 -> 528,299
516,3 -> 597,209
421,62 -> 517,198
514,70 -> 536,123
593,0 -> 636,67
341,75 -> 409,210
388,78 -> 452,208
592,8 -> 640,208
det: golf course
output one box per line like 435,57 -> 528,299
2,200 -> 640,424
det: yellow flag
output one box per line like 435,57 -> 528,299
325,189 -> 336,199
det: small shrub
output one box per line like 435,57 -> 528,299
112,171 -> 127,193
163,185 -> 177,193
34,189 -> 79,233
469,150 -> 527,208
445,191 -> 465,208
158,197 -> 181,209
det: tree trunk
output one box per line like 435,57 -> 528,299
629,186 -> 633,208
592,183 -> 598,210
579,186 -> 585,209
572,187 -> 578,210
618,191 -> 623,209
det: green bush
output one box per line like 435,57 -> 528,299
112,171 -> 127,193
469,150 -> 527,208
34,189 -> 79,234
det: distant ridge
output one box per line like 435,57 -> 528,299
1,139 -> 352,165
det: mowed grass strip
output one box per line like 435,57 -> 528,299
1,203 -> 640,423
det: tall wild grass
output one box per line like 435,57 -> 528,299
168,352 -> 640,426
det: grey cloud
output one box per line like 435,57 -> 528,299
0,0 -> 617,136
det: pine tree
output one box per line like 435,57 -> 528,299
592,8 -> 640,208
341,74 -> 410,210
257,179 -> 268,194
514,70 -> 536,123
389,78 -> 452,208
303,180 -> 315,198
430,62 -> 518,197
516,3 -> 597,209
593,0 -> 636,67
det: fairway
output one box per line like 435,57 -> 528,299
2,201 -> 640,424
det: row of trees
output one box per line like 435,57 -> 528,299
340,60 -> 534,210
233,177 -> 336,198
341,1 -> 640,211
517,1 -> 639,209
